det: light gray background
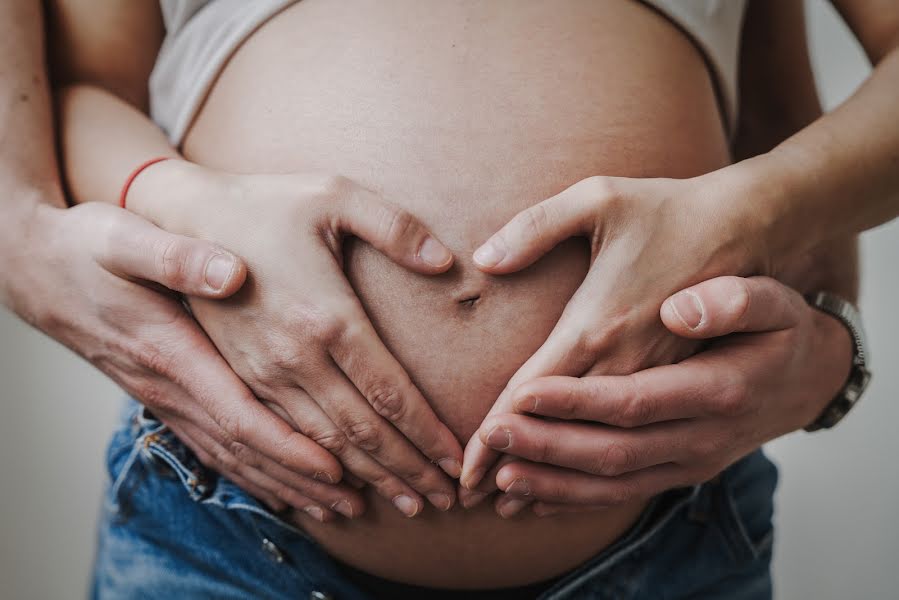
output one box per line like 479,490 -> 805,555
1,2 -> 896,598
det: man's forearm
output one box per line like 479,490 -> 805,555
0,1 -> 65,306
1,1 -> 64,205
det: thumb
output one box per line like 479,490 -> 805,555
97,209 -> 247,298
334,183 -> 455,274
661,275 -> 804,339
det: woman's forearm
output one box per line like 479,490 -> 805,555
739,3 -> 899,259
58,84 -> 178,208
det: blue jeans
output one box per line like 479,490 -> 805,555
92,400 -> 777,599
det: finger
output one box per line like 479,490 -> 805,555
330,314 -> 464,479
511,348 -> 757,427
301,365 -> 456,511
661,275 -> 803,338
335,183 -> 454,273
163,419 -> 289,515
458,454 -> 516,509
473,176 -> 607,273
494,493 -> 535,519
270,390 -> 446,517
96,208 -> 247,297
169,405 -> 364,517
166,415 -> 341,522
163,324 -> 344,483
480,415 -> 683,476
494,461 -> 686,505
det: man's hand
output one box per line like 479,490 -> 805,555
471,276 -> 853,516
4,202 -> 366,521
128,163 -> 465,517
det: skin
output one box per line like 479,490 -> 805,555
0,2 -> 336,513
53,0 -> 871,588
460,0 -> 899,507
4,0 -> 884,588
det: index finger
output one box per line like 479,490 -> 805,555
510,354 -> 749,427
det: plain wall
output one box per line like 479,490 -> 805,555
0,2 -> 896,598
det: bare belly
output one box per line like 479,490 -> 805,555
182,0 -> 729,588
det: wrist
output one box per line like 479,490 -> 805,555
126,158 -> 230,236
805,306 -> 855,423
0,199 -> 64,310
729,150 -> 832,267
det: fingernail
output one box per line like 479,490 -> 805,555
504,478 -> 530,496
419,237 -> 453,268
314,471 -> 335,484
670,291 -> 704,330
330,499 -> 354,519
392,495 -> 421,518
204,253 -> 235,291
427,492 -> 453,511
473,240 -> 506,268
438,458 -> 462,479
460,490 -> 488,509
485,426 -> 512,450
303,505 -> 325,522
461,467 -> 486,490
498,497 -> 529,519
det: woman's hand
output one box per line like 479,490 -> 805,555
476,276 -> 853,517
128,162 -> 464,516
2,202 -> 366,520
460,172 -> 768,489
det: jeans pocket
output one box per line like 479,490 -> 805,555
717,450 -> 779,563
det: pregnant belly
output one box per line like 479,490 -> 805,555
182,0 -> 730,588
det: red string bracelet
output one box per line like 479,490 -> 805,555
118,156 -> 172,209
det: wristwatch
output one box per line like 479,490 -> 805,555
803,291 -> 872,432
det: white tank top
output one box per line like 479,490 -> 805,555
151,0 -> 746,146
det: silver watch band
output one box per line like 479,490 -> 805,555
804,291 -> 872,432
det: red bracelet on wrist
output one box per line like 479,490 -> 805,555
118,156 -> 171,209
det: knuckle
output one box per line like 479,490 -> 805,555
714,372 -> 750,417
156,237 -> 191,289
617,377 -> 654,427
131,380 -> 172,413
532,435 -> 555,464
310,428 -> 349,455
302,310 -> 345,348
345,419 -> 384,454
366,384 -> 406,423
227,440 -> 259,468
217,410 -> 249,447
516,203 -> 551,244
583,176 -> 619,208
594,441 -> 638,476
130,340 -> 177,379
375,204 -> 417,246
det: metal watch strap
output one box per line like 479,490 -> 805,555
804,291 -> 872,432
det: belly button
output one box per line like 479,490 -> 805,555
458,294 -> 481,308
